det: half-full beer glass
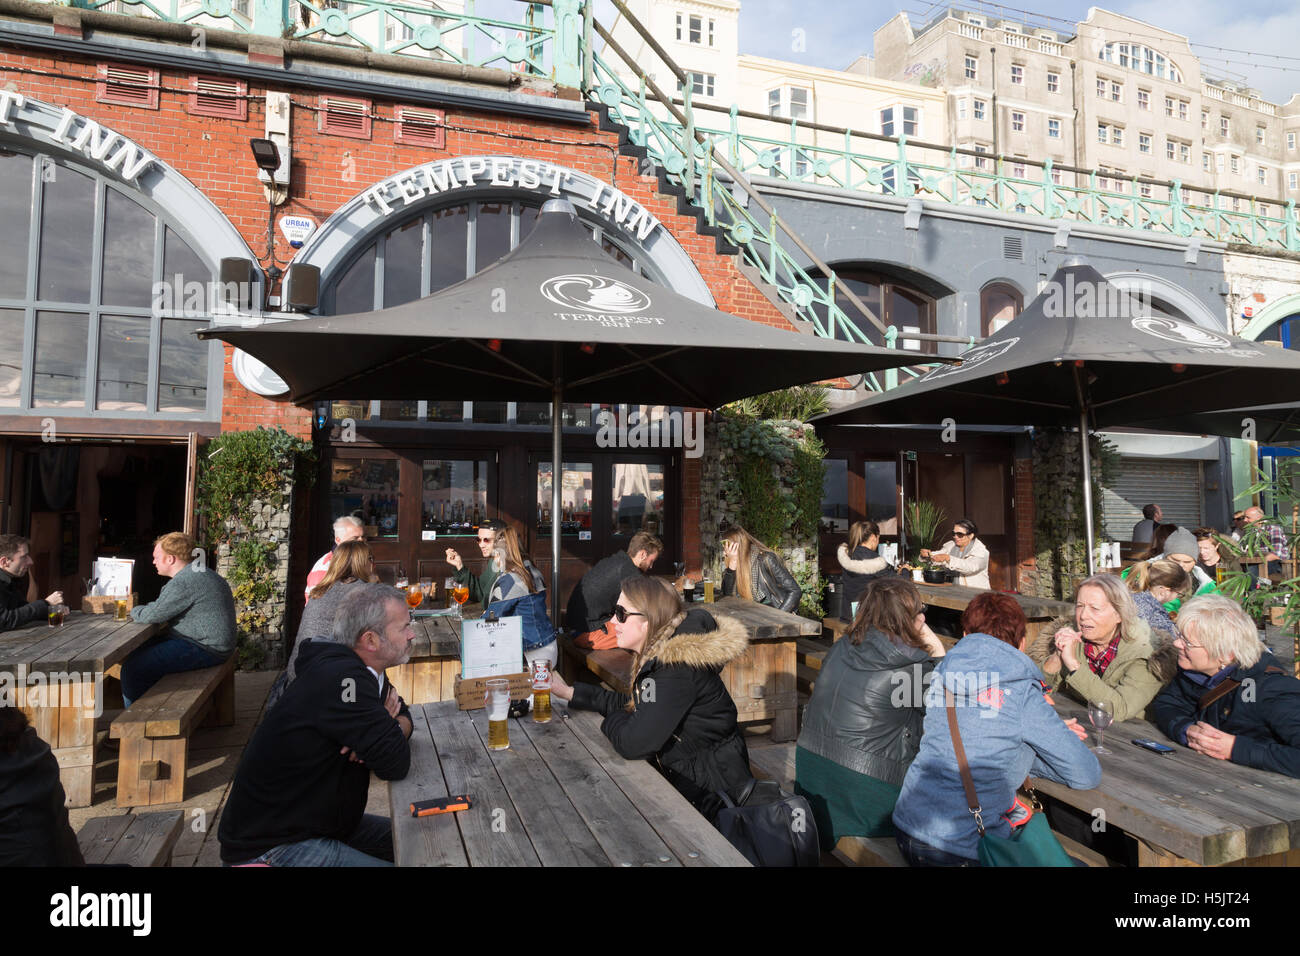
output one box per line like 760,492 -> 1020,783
114,592 -> 129,621
531,659 -> 552,723
485,678 -> 510,750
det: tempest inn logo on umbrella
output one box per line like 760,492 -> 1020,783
920,337 -> 1020,382
1131,317 -> 1262,357
539,275 -> 665,328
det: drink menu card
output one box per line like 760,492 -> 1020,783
461,616 -> 523,678
92,558 -> 134,597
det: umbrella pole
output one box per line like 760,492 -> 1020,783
1077,412 -> 1097,577
551,347 -> 563,626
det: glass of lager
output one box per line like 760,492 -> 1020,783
702,572 -> 715,604
114,591 -> 129,621
485,678 -> 511,750
531,659 -> 552,723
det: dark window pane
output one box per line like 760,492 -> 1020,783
468,401 -> 506,423
834,277 -> 883,345
158,319 -> 208,412
0,152 -> 32,299
865,460 -> 897,534
821,458 -> 848,532
334,245 -> 376,314
33,311 -> 88,407
162,228 -> 212,313
601,237 -> 634,271
383,218 -> 422,307
0,308 -> 22,406
101,189 -> 156,308
611,462 -> 663,538
421,459 -> 490,536
518,203 -> 541,242
517,402 -> 550,425
430,204 -> 467,293
329,458 -> 401,539
426,400 -> 463,422
37,164 -> 95,303
475,202 -> 510,272
378,400 -> 419,420
97,314 -> 149,411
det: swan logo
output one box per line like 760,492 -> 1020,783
1132,317 -> 1231,349
540,275 -> 652,314
920,337 -> 1020,382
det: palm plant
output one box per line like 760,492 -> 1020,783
904,499 -> 948,566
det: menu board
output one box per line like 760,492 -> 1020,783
461,616 -> 523,678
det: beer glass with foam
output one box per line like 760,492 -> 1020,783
485,678 -> 511,750
530,659 -> 552,723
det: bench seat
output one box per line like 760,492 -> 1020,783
78,810 -> 184,867
109,655 -> 236,807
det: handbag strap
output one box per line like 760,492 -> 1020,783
945,688 -> 986,836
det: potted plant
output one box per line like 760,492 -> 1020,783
903,499 -> 950,583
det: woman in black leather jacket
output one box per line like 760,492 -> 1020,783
720,526 -> 801,613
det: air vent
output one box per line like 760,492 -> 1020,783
1002,236 -> 1024,260
394,106 -> 445,149
96,63 -> 160,109
189,76 -> 247,120
319,96 -> 371,140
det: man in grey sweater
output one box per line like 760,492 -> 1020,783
120,532 -> 237,706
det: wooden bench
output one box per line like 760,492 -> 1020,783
832,835 -> 907,867
821,617 -> 850,643
78,811 -> 185,866
109,655 -> 236,807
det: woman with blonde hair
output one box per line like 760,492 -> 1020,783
1030,573 -> 1177,723
549,576 -> 751,819
1124,559 -> 1191,641
486,525 -> 556,683
720,525 -> 801,612
269,539 -> 377,708
1153,595 -> 1300,776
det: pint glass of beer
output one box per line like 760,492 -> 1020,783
702,574 -> 715,603
530,659 -> 552,723
114,592 -> 129,621
485,678 -> 511,750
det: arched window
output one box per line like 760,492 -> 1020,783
1255,314 -> 1300,350
980,282 -> 1023,337
1099,42 -> 1183,83
326,198 -> 646,314
809,269 -> 938,363
0,147 -> 217,418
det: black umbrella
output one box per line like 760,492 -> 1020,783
814,260 -> 1300,572
1125,402 -> 1300,444
202,200 -> 929,609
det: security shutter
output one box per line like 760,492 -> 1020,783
1101,457 -> 1203,539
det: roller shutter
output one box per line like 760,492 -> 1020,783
1101,457 -> 1203,540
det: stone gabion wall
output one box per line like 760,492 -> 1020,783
213,482 -> 296,669
1026,429 -> 1107,600
699,419 -> 819,616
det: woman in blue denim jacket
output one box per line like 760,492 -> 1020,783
891,592 -> 1101,866
485,526 -> 556,677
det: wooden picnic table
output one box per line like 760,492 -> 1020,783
385,612 -> 461,705
559,596 -> 818,741
1032,699 -> 1300,866
388,700 -> 750,866
0,611 -> 161,806
915,583 -> 1074,645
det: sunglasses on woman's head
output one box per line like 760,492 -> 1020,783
613,604 -> 646,623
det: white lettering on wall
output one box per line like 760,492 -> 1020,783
10,102 -> 158,183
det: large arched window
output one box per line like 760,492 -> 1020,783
326,198 -> 645,314
809,269 -> 938,354
1099,43 -> 1183,83
0,147 -> 218,418
981,282 -> 1023,337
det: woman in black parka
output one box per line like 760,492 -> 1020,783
551,575 -> 751,820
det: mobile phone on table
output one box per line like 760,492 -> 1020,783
411,795 -> 472,817
1132,738 -> 1175,755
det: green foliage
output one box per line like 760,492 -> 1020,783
196,427 -> 316,669
1216,462 -> 1300,633
903,499 -> 947,565
724,385 -> 831,423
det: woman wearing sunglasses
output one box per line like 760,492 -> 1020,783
920,518 -> 990,590
550,576 -> 752,820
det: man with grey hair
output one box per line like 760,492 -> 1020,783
219,583 -> 413,865
303,514 -> 365,602
1153,594 -> 1300,778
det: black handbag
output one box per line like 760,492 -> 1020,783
713,778 -> 821,867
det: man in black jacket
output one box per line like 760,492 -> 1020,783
0,535 -> 62,632
218,583 -> 414,866
566,531 -> 661,649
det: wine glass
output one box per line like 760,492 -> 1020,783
452,583 -> 470,620
1087,700 -> 1114,755
406,585 -> 424,610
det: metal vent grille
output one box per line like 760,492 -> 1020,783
190,76 -> 247,121
97,63 -> 159,109
319,96 -> 372,140
1002,236 -> 1024,260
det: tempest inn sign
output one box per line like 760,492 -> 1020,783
540,274 -> 666,328
361,157 -> 661,242
0,90 -> 157,182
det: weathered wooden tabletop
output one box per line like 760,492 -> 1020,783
1032,699 -> 1300,866
389,700 -> 751,867
710,596 -> 822,637
0,611 -> 158,673
915,583 -> 1074,620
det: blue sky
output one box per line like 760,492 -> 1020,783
731,0 -> 1300,105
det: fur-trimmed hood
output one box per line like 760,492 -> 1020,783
1029,614 -> 1178,684
647,610 -> 749,670
837,543 -> 888,576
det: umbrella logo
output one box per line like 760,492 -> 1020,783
540,275 -> 652,314
920,337 -> 1020,382
1131,317 -> 1231,350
